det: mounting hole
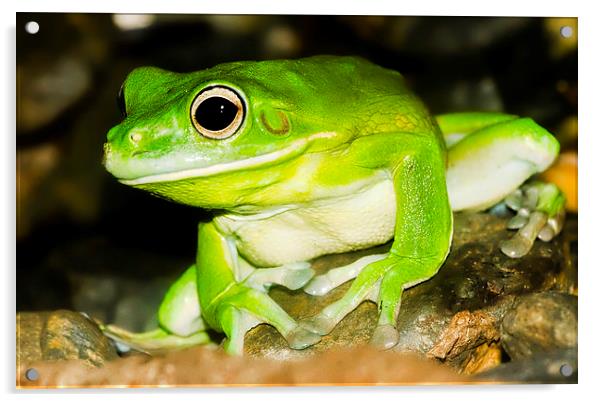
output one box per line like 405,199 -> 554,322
560,363 -> 573,377
560,25 -> 573,39
25,368 -> 39,381
25,21 -> 40,34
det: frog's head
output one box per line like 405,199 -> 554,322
104,57 -> 371,209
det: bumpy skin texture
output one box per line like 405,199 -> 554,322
103,56 -> 563,354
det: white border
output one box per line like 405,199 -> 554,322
4,1 -> 600,402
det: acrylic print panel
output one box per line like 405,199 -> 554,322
16,13 -> 577,388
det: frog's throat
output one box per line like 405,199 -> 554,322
119,131 -> 337,186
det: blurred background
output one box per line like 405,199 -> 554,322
16,14 -> 577,332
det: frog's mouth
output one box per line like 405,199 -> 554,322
118,131 -> 337,186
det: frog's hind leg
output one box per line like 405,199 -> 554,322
101,326 -> 211,354
218,287 -> 322,354
443,114 -> 564,257
101,264 -> 212,353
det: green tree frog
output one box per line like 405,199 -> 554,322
102,56 -> 565,354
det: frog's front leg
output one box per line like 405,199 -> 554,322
304,253 -> 388,296
197,221 -> 320,355
300,135 -> 453,350
439,113 -> 565,258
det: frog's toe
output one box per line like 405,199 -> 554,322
285,326 -> 322,349
504,189 -> 525,211
300,313 -> 338,336
507,210 -> 529,229
501,182 -> 566,258
500,211 -> 548,258
369,324 -> 399,350
538,224 -> 555,242
303,274 -> 334,296
540,209 -> 565,241
500,234 -> 535,258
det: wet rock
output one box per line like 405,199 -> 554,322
17,310 -> 118,372
501,292 -> 577,360
476,348 -> 577,383
245,211 -> 577,373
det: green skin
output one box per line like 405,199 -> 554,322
103,56 -> 565,354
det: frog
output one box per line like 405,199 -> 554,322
102,56 -> 565,355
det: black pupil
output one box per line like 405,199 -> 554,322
195,96 -> 238,131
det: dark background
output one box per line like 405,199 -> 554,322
16,14 -> 577,331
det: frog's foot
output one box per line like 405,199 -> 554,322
304,253 -> 388,296
500,182 -> 566,258
101,325 -> 212,354
244,262 -> 314,292
218,286 -> 322,354
301,254 -> 440,350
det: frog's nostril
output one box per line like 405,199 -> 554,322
129,132 -> 143,144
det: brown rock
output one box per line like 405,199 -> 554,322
427,310 -> 500,373
245,212 -> 576,365
17,310 -> 118,375
501,292 -> 577,359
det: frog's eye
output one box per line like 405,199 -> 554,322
190,86 -> 245,139
117,83 -> 127,118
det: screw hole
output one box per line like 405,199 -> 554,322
25,368 -> 39,381
560,25 -> 573,39
560,363 -> 573,377
25,21 -> 40,34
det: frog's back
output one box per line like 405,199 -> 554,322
212,56 -> 441,139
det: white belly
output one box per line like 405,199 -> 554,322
215,180 -> 396,267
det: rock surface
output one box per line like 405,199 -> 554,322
501,292 -> 577,359
17,310 -> 118,373
16,211 -> 577,385
245,211 -> 577,375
